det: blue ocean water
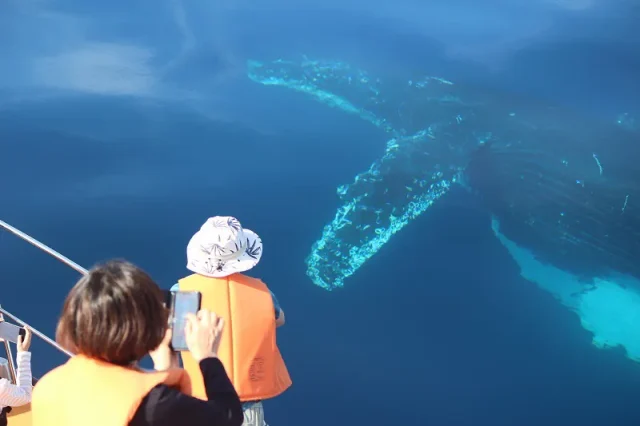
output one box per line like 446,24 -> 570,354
2,0 -> 640,425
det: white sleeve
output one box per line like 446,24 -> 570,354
0,352 -> 32,407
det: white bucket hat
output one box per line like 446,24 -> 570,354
186,216 -> 263,278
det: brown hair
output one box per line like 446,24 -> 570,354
56,259 -> 168,365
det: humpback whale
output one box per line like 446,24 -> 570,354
247,58 -> 640,361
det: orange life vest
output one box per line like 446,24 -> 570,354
31,355 -> 191,426
178,273 -> 292,402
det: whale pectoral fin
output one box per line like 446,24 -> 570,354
306,132 -> 463,290
248,58 -> 461,137
247,57 -> 478,289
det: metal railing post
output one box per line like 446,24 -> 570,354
3,340 -> 17,384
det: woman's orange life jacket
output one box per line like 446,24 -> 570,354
178,273 -> 292,402
31,355 -> 191,426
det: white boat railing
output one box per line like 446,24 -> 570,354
0,219 -> 79,371
0,220 -> 87,275
0,307 -> 74,358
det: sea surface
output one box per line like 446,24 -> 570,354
2,0 -> 640,425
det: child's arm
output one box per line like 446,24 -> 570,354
270,290 -> 285,327
0,351 -> 32,407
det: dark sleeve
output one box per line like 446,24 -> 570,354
270,290 -> 282,320
129,358 -> 243,426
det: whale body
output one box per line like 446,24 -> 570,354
248,58 -> 640,361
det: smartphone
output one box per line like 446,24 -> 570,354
169,291 -> 202,351
0,322 -> 24,344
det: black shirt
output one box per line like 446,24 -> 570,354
129,358 -> 243,426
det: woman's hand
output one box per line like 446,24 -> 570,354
17,328 -> 31,353
184,309 -> 224,362
149,328 -> 179,371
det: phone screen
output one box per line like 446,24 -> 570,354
170,291 -> 201,351
0,322 -> 22,343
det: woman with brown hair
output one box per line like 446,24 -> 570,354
30,259 -> 243,426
